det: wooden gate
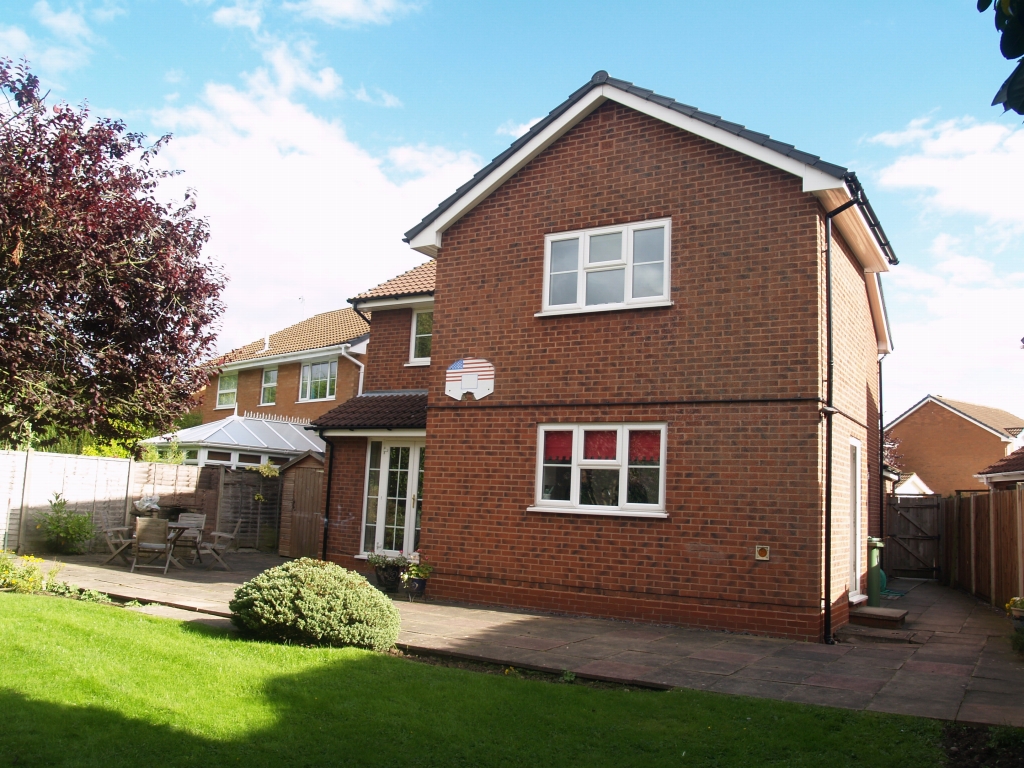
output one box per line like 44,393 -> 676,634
884,494 -> 943,578
281,467 -> 323,558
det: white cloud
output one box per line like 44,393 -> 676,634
871,116 -> 1024,228
152,63 -> 480,354
496,117 -> 541,138
258,39 -> 341,97
213,1 -> 262,31
33,1 -> 92,42
282,0 -> 416,25
165,68 -> 184,84
353,84 -> 401,108
883,234 -> 1024,420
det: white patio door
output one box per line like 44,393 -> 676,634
363,441 -> 424,556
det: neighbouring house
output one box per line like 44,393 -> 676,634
310,71 -> 897,641
885,395 -> 1024,496
976,446 -> 1024,490
196,307 -> 369,425
893,472 -> 934,496
143,413 -> 325,468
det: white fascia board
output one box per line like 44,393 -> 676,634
885,396 -> 1013,441
219,344 -> 353,373
353,296 -> 434,312
813,187 -> 890,274
977,470 -> 1024,483
319,428 -> 427,439
408,85 -> 850,256
866,273 -> 892,354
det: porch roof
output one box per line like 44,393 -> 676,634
978,445 -> 1024,477
310,390 -> 428,430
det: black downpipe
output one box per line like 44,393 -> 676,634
823,198 -> 856,645
321,434 -> 335,562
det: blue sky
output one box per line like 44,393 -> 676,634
3,0 -> 1023,421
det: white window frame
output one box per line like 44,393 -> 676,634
260,367 -> 277,406
359,439 -> 425,556
298,358 -> 338,402
408,309 -> 433,365
528,423 -> 668,518
538,217 -> 672,317
215,372 -> 237,409
849,437 -> 863,597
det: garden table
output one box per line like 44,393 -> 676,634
163,522 -> 193,570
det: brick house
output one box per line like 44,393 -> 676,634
198,307 -> 369,425
311,72 -> 897,641
885,395 -> 1024,495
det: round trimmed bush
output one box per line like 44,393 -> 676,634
229,558 -> 401,651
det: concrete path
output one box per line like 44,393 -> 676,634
52,555 -> 1024,727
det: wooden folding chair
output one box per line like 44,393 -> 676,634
101,526 -> 134,566
173,513 -> 207,564
130,518 -> 173,574
199,520 -> 241,571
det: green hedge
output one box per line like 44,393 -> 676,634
229,558 -> 400,651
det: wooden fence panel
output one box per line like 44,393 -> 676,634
0,450 -> 28,551
930,488 -> 1024,608
216,470 -> 282,551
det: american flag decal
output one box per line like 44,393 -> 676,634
445,358 -> 495,401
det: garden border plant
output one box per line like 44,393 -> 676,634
35,492 -> 95,554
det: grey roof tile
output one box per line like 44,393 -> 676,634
404,71 -> 849,244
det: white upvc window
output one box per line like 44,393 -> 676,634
540,218 -> 671,316
529,423 -> 668,518
299,360 -> 337,401
260,368 -> 277,405
361,440 -> 425,556
409,310 -> 433,364
216,372 -> 237,409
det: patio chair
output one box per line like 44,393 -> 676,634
101,525 -> 134,566
130,518 -> 173,574
198,520 -> 241,572
172,513 -> 207,564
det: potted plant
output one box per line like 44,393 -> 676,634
367,552 -> 408,593
401,560 -> 434,600
1007,597 -> 1024,630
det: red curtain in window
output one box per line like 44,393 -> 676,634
583,430 -> 617,461
544,431 -> 573,462
629,430 -> 661,464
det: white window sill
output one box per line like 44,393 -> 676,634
849,593 -> 868,606
295,398 -> 336,404
535,300 -> 673,318
257,403 -> 276,407
527,505 -> 668,519
214,405 -> 236,410
405,360 -> 431,367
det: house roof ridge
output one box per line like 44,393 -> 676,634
216,306 -> 369,366
886,394 -> 1024,440
403,70 -> 848,245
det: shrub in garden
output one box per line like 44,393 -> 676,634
36,493 -> 95,554
0,552 -> 45,593
229,558 -> 401,651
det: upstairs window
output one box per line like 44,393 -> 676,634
541,218 -> 671,315
260,368 -> 277,405
410,310 -> 433,363
300,360 -> 337,401
531,424 -> 667,517
216,372 -> 237,408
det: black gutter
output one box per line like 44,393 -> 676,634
843,172 -> 899,266
320,431 -> 335,562
823,197 -> 857,645
351,303 -> 372,327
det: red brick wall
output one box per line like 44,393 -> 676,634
322,437 -> 373,578
363,308 -> 431,392
198,355 -> 362,424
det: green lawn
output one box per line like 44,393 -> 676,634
0,593 -> 945,768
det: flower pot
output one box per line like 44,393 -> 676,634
1012,607 -> 1024,631
405,577 -> 427,599
374,565 -> 402,593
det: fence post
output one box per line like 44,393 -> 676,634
216,465 -> 225,532
122,459 -> 135,527
989,487 -> 997,606
952,495 -> 960,589
15,449 -> 33,554
970,493 -> 976,596
1017,482 -> 1024,598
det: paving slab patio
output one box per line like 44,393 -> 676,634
50,556 -> 1024,727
